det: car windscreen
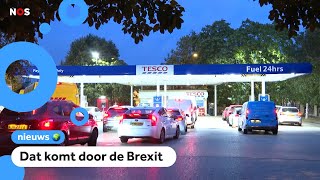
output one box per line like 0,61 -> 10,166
282,108 -> 298,113
108,108 -> 129,116
0,104 -> 47,117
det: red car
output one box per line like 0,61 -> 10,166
0,100 -> 99,147
222,105 -> 242,122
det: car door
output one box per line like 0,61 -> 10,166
164,108 -> 176,135
61,102 -> 81,142
158,108 -> 172,136
71,103 -> 92,140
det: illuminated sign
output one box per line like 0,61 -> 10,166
136,65 -> 174,75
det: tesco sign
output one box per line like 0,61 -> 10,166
142,66 -> 168,72
186,92 -> 205,97
136,65 -> 174,75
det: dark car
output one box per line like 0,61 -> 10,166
103,105 -> 132,132
0,100 -> 99,148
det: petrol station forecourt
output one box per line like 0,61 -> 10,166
26,63 -> 312,113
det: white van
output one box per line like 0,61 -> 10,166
167,98 -> 197,128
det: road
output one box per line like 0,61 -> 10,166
19,116 -> 320,179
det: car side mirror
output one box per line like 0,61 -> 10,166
89,114 -> 93,119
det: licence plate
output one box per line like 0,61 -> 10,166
8,124 -> 28,130
250,120 -> 261,123
130,122 -> 143,126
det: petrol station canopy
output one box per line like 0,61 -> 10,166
26,63 -> 312,86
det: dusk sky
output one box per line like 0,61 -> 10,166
38,0 -> 272,66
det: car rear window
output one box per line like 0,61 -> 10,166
167,109 -> 181,116
108,108 -> 129,116
282,108 -> 298,113
128,108 -> 155,115
0,104 -> 47,117
248,102 -> 275,114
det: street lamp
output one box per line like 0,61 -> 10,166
91,51 -> 99,65
192,53 -> 199,58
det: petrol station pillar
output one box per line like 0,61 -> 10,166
80,82 -> 84,107
214,85 -> 217,116
250,80 -> 255,101
130,85 -> 133,106
261,80 -> 266,96
164,83 -> 167,108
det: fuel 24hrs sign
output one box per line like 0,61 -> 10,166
246,65 -> 284,73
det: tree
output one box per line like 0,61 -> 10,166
0,0 -> 184,44
255,0 -> 320,37
63,34 -> 130,106
164,19 -> 297,107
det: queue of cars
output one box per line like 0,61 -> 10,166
223,102 -> 303,135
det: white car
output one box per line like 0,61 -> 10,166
228,107 -> 242,127
118,107 -> 180,143
277,106 -> 302,126
84,106 -> 103,121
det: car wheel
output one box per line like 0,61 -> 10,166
80,142 -> 86,146
185,126 -> 188,132
191,125 -> 195,129
272,129 -> 278,135
298,123 -> 302,126
88,129 -> 98,146
60,132 -> 68,146
174,127 -> 180,139
243,129 -> 248,134
158,129 -> 165,144
103,126 -> 108,132
238,127 -> 242,131
120,137 -> 129,143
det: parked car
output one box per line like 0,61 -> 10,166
228,107 -> 242,127
222,107 -> 229,120
225,105 -> 242,124
118,106 -> 180,144
277,106 -> 302,126
276,105 -> 282,114
84,106 -> 103,121
238,101 -> 278,135
103,105 -> 132,132
166,108 -> 187,135
0,100 -> 99,146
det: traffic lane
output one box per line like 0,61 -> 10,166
21,116 -> 320,179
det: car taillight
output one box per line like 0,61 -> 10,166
246,109 -> 249,119
104,112 -> 110,118
39,119 -> 53,130
149,115 -> 157,126
298,112 -> 302,116
176,115 -> 183,121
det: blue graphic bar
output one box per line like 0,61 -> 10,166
11,130 -> 65,144
21,63 -> 312,76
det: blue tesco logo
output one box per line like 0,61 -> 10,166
11,130 -> 65,144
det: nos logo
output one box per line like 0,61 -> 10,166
10,8 -> 30,16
